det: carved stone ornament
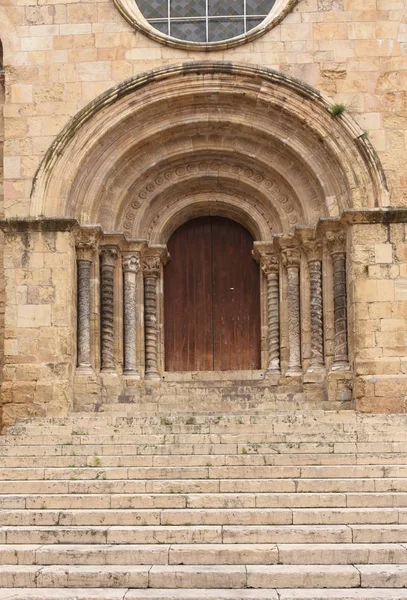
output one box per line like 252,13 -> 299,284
303,239 -> 323,263
75,227 -> 101,261
260,252 -> 279,275
77,259 -> 92,370
100,246 -> 118,267
122,253 -> 140,376
308,260 -> 324,370
279,240 -> 302,375
142,255 -> 161,278
281,246 -> 301,268
326,230 -> 347,256
100,247 -> 118,371
122,253 -> 141,274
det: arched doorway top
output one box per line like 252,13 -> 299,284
31,61 -> 390,237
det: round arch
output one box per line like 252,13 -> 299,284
31,62 -> 389,241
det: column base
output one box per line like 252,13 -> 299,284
331,362 -> 351,372
123,370 -> 141,379
76,365 -> 93,375
304,366 -> 326,383
145,372 -> 161,381
264,370 -> 280,385
286,367 -> 302,377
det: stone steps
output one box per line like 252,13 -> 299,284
6,443 -> 407,456
4,491 -> 407,509
5,524 -> 407,544
3,590 -> 407,600
1,543 -> 407,566
2,411 -> 407,596
0,507 -> 406,526
2,563 -> 407,589
6,453 -> 407,467
6,477 -> 407,494
4,464 -> 407,480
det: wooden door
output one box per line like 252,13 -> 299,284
164,216 -> 260,371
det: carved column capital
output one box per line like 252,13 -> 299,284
122,253 -> 141,274
100,246 -> 118,267
326,230 -> 347,256
75,227 -> 101,261
142,255 -> 161,278
280,245 -> 301,268
303,239 -> 323,263
260,252 -> 279,275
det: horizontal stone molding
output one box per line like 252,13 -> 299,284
0,218 -> 79,233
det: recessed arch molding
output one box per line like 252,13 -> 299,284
31,61 -> 389,242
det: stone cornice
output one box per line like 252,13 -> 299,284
0,218 -> 79,233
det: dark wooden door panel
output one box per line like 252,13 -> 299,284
212,218 -> 261,371
164,217 -> 213,371
164,216 -> 260,372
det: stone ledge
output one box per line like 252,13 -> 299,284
0,218 -> 79,233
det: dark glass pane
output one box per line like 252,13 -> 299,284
137,0 -> 168,19
246,17 -> 264,31
151,20 -> 169,34
208,18 -> 244,41
171,19 -> 207,41
171,0 -> 206,18
246,0 -> 275,16
208,0 -> 244,16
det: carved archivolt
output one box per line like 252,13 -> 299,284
121,160 -> 308,240
30,63 -> 389,238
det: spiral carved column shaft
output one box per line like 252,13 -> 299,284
260,253 -> 280,375
100,248 -> 117,371
309,259 -> 324,369
332,252 -> 349,367
77,259 -> 92,369
123,254 -> 140,376
267,272 -> 280,373
143,256 -> 161,381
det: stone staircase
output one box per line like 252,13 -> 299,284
2,411 -> 407,598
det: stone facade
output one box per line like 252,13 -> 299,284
0,1 -> 406,427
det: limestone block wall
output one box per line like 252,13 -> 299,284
0,1 -> 406,217
0,1 -> 406,421
0,46 -> 4,386
349,219 -> 407,412
0,223 -> 77,429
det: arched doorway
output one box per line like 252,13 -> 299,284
164,216 -> 261,372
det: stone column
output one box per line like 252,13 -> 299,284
281,245 -> 302,376
100,247 -> 117,372
304,239 -> 325,372
327,231 -> 349,370
122,253 -> 141,377
76,254 -> 92,371
261,252 -> 280,376
142,255 -> 161,381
